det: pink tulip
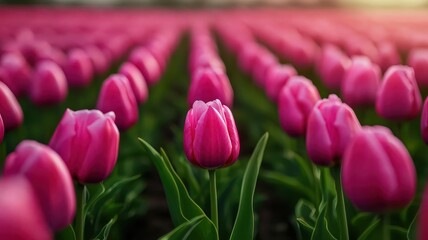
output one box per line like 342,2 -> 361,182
64,48 -> 94,88
377,42 -> 401,73
97,74 -> 139,130
119,62 -> 149,104
306,94 -> 361,166
84,45 -> 110,75
264,64 -> 297,102
342,126 -> 416,212
376,65 -> 422,120
408,48 -> 428,87
317,44 -> 350,90
129,47 -> 161,86
30,61 -> 68,106
0,81 -> 23,131
184,99 -> 240,169
0,115 -> 4,144
49,109 -> 119,183
0,177 -> 52,240
3,140 -> 75,230
0,52 -> 31,96
418,185 -> 428,240
420,97 -> 428,144
188,68 -> 233,107
278,76 -> 320,137
341,57 -> 381,108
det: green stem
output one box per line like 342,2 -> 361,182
332,167 -> 349,240
75,183 -> 87,240
383,214 -> 390,240
209,170 -> 218,231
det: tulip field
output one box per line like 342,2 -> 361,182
2,6 -> 428,240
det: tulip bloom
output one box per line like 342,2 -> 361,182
278,76 -> 320,137
408,48 -> 428,87
30,61 -> 68,106
64,48 -> 94,88
420,97 -> 428,144
3,140 -> 75,230
0,81 -> 23,131
0,52 -> 31,96
264,64 -> 297,102
341,57 -> 381,108
188,68 -> 233,107
306,94 -> 361,166
0,177 -> 52,240
184,100 -> 240,169
129,47 -> 161,85
376,65 -> 422,121
317,44 -> 350,90
418,185 -> 428,240
377,42 -> 400,72
49,109 -> 120,183
342,126 -> 416,212
119,62 -> 149,104
97,74 -> 139,130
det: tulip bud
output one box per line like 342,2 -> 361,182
0,52 -> 31,96
84,45 -> 110,75
264,64 -> 297,102
278,76 -> 320,137
420,97 -> 428,144
97,74 -> 139,130
0,81 -> 23,131
376,65 -> 422,120
0,177 -> 52,240
49,109 -> 120,183
418,185 -> 428,240
342,126 -> 416,212
377,42 -> 400,73
30,61 -> 68,106
3,140 -> 75,230
188,68 -> 233,107
306,94 -> 361,166
129,47 -> 161,85
184,99 -> 240,169
317,44 -> 350,90
64,48 -> 94,88
341,57 -> 381,108
119,62 -> 149,104
408,48 -> 428,87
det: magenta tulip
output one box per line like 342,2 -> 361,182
377,42 -> 400,72
97,74 -> 139,130
184,99 -> 240,169
278,76 -> 320,137
264,64 -> 297,102
376,65 -> 422,120
30,61 -> 68,106
420,97 -> 428,144
3,140 -> 75,230
49,109 -> 119,183
306,94 -> 361,166
408,48 -> 428,87
0,81 -> 23,131
341,57 -> 381,108
64,48 -> 94,88
129,47 -> 161,86
0,52 -> 31,96
418,185 -> 428,240
188,68 -> 233,107
0,177 -> 52,240
317,44 -> 350,90
342,126 -> 416,212
119,62 -> 149,104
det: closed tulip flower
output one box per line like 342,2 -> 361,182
0,52 -> 31,97
278,76 -> 320,137
420,97 -> 428,144
306,94 -> 361,166
408,48 -> 428,87
317,44 -> 350,90
265,64 -> 297,102
184,99 -> 240,169
418,185 -> 428,240
3,140 -> 75,231
342,126 -> 416,212
188,68 -> 233,107
341,57 -> 381,108
0,177 -> 52,240
129,47 -> 161,86
376,65 -> 422,120
0,81 -> 23,131
119,62 -> 149,104
0,115 -> 3,144
30,61 -> 68,106
97,74 -> 139,130
49,109 -> 120,183
64,48 -> 94,88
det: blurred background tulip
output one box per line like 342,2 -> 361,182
0,81 -> 23,131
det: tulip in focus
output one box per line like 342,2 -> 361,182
376,65 -> 422,121
3,140 -> 75,230
30,61 -> 68,106
278,76 -> 320,137
64,48 -> 94,88
49,109 -> 120,183
306,94 -> 361,166
264,64 -> 297,102
0,177 -> 52,240
0,81 -> 23,131
119,62 -> 149,104
341,57 -> 381,108
342,126 -> 416,212
408,48 -> 428,87
184,99 -> 240,169
97,74 -> 139,130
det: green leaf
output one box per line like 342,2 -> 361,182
295,200 -> 317,224
296,218 -> 315,240
357,218 -> 381,240
159,215 -> 204,240
311,203 -> 337,240
229,133 -> 269,240
92,216 -> 117,240
407,212 -> 418,240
